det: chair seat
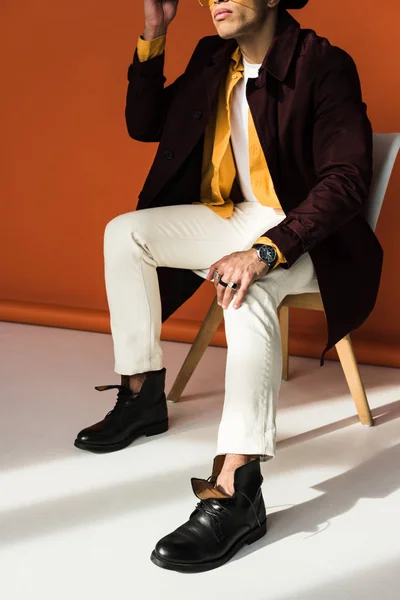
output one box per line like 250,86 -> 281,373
281,292 -> 324,311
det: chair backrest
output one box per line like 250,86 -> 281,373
364,133 -> 400,230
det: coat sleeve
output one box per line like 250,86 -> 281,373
125,37 -> 206,143
263,46 -> 373,268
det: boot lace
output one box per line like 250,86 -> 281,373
195,498 -> 233,541
94,384 -> 140,419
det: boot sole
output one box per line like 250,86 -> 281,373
73,418 -> 169,453
150,519 -> 267,573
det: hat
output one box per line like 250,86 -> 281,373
281,0 -> 309,8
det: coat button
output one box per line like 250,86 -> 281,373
194,110 -> 203,120
164,148 -> 173,160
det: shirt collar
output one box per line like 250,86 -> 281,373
230,45 -> 243,73
212,9 -> 301,84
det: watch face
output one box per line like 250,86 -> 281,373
260,245 -> 277,263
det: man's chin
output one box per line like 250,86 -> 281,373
215,27 -> 237,40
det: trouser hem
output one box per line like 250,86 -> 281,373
114,357 -> 164,376
216,426 -> 276,458
216,433 -> 276,460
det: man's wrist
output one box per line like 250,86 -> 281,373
252,237 -> 286,269
252,244 -> 279,270
251,248 -> 270,270
142,27 -> 167,41
251,248 -> 262,261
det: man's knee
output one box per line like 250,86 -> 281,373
223,282 -> 280,324
104,212 -> 132,242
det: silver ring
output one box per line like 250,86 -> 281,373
214,271 -> 221,282
219,279 -> 240,290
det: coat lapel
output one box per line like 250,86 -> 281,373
200,9 -> 302,200
205,39 -> 237,116
247,9 -> 301,199
147,41 -> 236,203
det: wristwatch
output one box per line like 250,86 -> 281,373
252,244 -> 278,270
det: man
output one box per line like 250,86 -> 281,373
74,0 -> 383,572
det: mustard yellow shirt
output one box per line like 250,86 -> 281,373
136,35 -> 286,267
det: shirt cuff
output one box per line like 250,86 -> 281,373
253,237 -> 287,269
137,34 -> 166,62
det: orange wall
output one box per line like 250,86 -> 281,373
1,1 -> 399,366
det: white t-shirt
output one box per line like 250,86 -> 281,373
230,57 -> 283,215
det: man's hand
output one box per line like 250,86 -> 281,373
206,249 -> 269,310
143,0 -> 179,39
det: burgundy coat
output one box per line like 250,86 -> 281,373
125,8 -> 383,364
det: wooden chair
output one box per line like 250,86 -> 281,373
167,133 -> 400,427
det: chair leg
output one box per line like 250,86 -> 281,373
279,305 -> 290,381
167,296 -> 224,403
335,334 -> 374,426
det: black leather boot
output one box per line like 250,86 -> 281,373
151,456 -> 267,572
74,368 -> 168,453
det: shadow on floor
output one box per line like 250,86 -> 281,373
233,442 -> 400,564
274,556 -> 400,600
277,399 -> 400,451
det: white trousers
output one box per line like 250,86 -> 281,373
104,201 -> 319,458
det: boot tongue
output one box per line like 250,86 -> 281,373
191,478 -> 232,500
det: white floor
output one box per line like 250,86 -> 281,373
1,322 -> 400,599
